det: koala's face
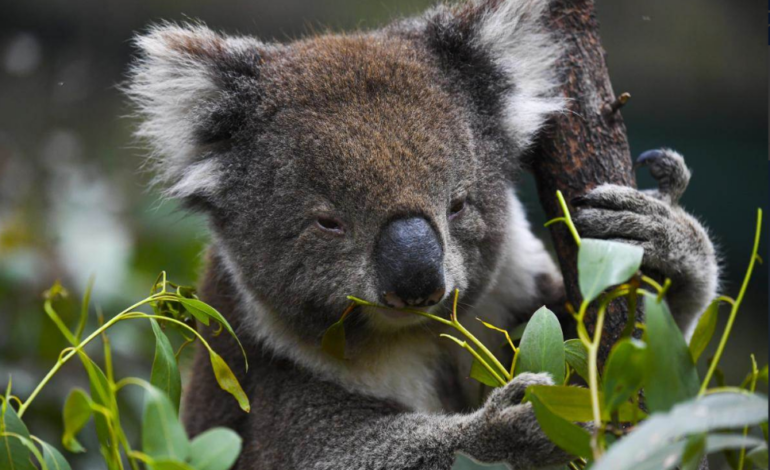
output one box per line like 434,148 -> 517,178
127,0 -> 563,339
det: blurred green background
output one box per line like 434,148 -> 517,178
0,1 -> 766,469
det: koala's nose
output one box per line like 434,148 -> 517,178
375,217 -> 446,308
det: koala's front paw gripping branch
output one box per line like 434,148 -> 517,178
324,191 -> 767,468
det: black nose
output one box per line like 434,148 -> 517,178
375,217 -> 445,308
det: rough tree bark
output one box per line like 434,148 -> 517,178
532,0 -> 639,363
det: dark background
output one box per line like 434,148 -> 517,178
0,1 -> 766,469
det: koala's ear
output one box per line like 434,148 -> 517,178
423,0 -> 564,150
126,23 -> 265,199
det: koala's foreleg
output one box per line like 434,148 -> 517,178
571,149 -> 719,332
295,374 -> 569,470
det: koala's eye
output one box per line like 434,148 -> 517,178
316,217 -> 346,235
448,198 -> 467,220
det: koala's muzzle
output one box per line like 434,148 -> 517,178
375,217 -> 445,309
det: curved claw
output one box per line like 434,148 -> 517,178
634,148 -> 691,205
635,149 -> 666,167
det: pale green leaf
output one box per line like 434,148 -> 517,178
516,307 -> 565,384
189,428 -> 242,470
564,340 -> 589,382
578,238 -> 643,302
643,295 -> 700,413
525,387 -> 592,459
592,393 -> 769,470
0,400 -> 36,470
469,359 -> 503,388
689,300 -> 719,363
38,440 -> 72,470
141,385 -> 189,461
603,339 -> 647,413
149,319 -> 182,412
61,388 -> 92,453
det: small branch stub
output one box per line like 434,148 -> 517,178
603,92 -> 631,115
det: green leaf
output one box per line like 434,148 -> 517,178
603,338 -> 647,413
747,442 -> 769,469
0,400 -> 36,470
592,392 -> 769,470
470,359 -> 503,388
509,322 -> 527,342
525,387 -> 592,459
516,306 -> 565,384
321,321 -> 345,361
149,319 -> 182,412
688,299 -> 719,363
38,439 -> 72,470
61,388 -> 92,453
141,385 -> 189,461
526,385 -> 643,422
564,339 -> 589,382
578,238 -> 644,302
209,351 -> 250,413
189,428 -> 243,470
76,352 -> 119,469
643,295 -> 700,413
680,434 -> 706,470
178,298 -> 248,369
149,460 -> 195,470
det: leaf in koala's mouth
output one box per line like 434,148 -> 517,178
321,302 -> 356,361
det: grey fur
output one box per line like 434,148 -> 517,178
573,149 -> 719,331
124,1 -> 719,469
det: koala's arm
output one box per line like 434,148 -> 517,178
571,149 -> 719,332
246,372 -> 569,470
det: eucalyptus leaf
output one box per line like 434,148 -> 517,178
578,238 -> 643,302
178,298 -> 248,369
470,359 -> 503,388
0,400 -> 36,470
61,388 -> 92,453
643,295 -> 700,413
592,392 -> 769,470
603,338 -> 647,413
149,319 -> 182,412
680,434 -> 706,470
516,306 -> 565,384
189,428 -> 243,470
141,385 -> 189,461
76,353 -> 120,469
39,439 -> 72,470
150,459 -> 196,470
564,340 -> 589,382
688,299 -> 719,363
321,321 -> 345,361
209,351 -> 250,413
525,387 -> 592,459
747,442 -> 769,469
526,385 -> 643,422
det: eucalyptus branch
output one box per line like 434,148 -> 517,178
699,209 -> 763,395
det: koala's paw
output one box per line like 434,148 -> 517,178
460,373 -> 572,469
571,149 -> 719,328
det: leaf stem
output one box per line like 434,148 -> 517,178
699,209 -> 762,396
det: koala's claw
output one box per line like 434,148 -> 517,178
635,148 -> 691,204
485,372 -> 553,412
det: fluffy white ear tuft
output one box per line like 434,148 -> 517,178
475,0 -> 565,149
126,23 -> 262,198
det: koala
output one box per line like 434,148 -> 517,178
125,0 -> 719,469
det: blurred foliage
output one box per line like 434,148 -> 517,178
0,1 -> 765,469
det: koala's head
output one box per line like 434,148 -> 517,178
126,0 -> 563,341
